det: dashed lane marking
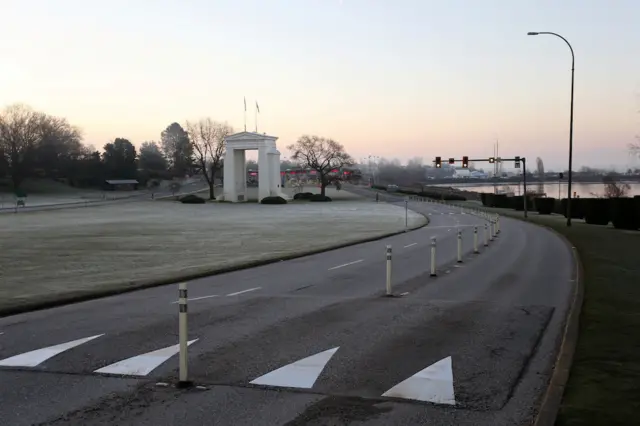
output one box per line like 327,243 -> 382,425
328,259 -> 364,270
226,287 -> 261,297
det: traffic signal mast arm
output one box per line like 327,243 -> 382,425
433,157 -> 525,163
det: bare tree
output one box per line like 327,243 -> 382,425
186,118 -> 233,200
536,157 -> 545,194
603,173 -> 631,198
0,104 -> 46,189
630,141 -> 639,158
287,135 -> 354,197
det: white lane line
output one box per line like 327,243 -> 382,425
403,243 -> 417,248
0,334 -> 104,367
95,339 -> 198,376
427,225 -> 478,229
171,294 -> 219,304
250,347 -> 340,389
328,259 -> 364,270
382,356 -> 456,405
226,287 -> 261,296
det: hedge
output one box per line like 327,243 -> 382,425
534,197 -> 555,215
260,196 -> 287,205
310,194 -> 332,202
511,196 -> 534,211
561,198 -> 586,219
293,192 -> 314,200
583,198 -> 611,225
179,194 -> 206,204
610,197 -> 639,230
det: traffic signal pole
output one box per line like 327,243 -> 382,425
522,157 -> 528,218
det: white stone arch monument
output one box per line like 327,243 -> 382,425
222,131 -> 288,202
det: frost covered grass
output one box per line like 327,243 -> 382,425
0,197 -> 426,312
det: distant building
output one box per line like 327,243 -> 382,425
452,168 -> 471,179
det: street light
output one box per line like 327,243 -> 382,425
528,31 -> 575,227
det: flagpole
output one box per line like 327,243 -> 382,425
243,97 -> 247,132
255,100 -> 258,133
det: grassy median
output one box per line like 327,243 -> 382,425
459,203 -> 640,425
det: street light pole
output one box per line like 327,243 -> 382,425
527,31 -> 575,227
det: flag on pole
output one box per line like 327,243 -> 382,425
256,101 -> 260,113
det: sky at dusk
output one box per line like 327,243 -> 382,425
1,0 -> 639,172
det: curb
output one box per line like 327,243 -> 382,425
462,206 -> 584,426
0,205 -> 429,318
531,226 -> 584,426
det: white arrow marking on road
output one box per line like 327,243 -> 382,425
94,339 -> 198,376
403,243 -> 417,248
227,287 -> 261,296
250,347 -> 339,389
0,334 -> 104,367
328,259 -> 364,270
382,356 -> 456,405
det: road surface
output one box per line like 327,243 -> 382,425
0,191 -> 575,425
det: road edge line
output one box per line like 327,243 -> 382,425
0,208 -> 429,318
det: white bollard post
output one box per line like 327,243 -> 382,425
457,230 -> 463,263
496,215 -> 501,234
386,245 -> 392,295
484,223 -> 489,246
490,220 -> 495,241
473,226 -> 479,253
178,282 -> 191,388
404,200 -> 408,232
430,237 -> 437,276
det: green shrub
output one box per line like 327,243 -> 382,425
535,197 -> 555,215
293,192 -> 314,200
260,196 -> 288,205
480,193 -> 488,206
179,194 -> 206,204
371,185 -> 386,191
610,197 -> 639,230
310,194 -> 332,202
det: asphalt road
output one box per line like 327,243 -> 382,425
0,189 -> 575,426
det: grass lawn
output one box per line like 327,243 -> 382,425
0,195 -> 426,314
456,202 -> 640,426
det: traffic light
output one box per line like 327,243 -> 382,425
448,158 -> 455,165
559,172 -> 564,179
462,156 -> 469,168
435,156 -> 442,168
488,157 -> 495,164
514,156 -> 521,168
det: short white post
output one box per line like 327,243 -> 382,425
457,230 -> 463,263
496,215 -> 501,234
430,237 -> 437,276
178,282 -> 191,387
386,245 -> 392,295
473,226 -> 479,253
490,220 -> 495,241
484,223 -> 489,246
404,200 -> 408,232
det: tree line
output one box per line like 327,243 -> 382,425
0,103 -> 356,199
